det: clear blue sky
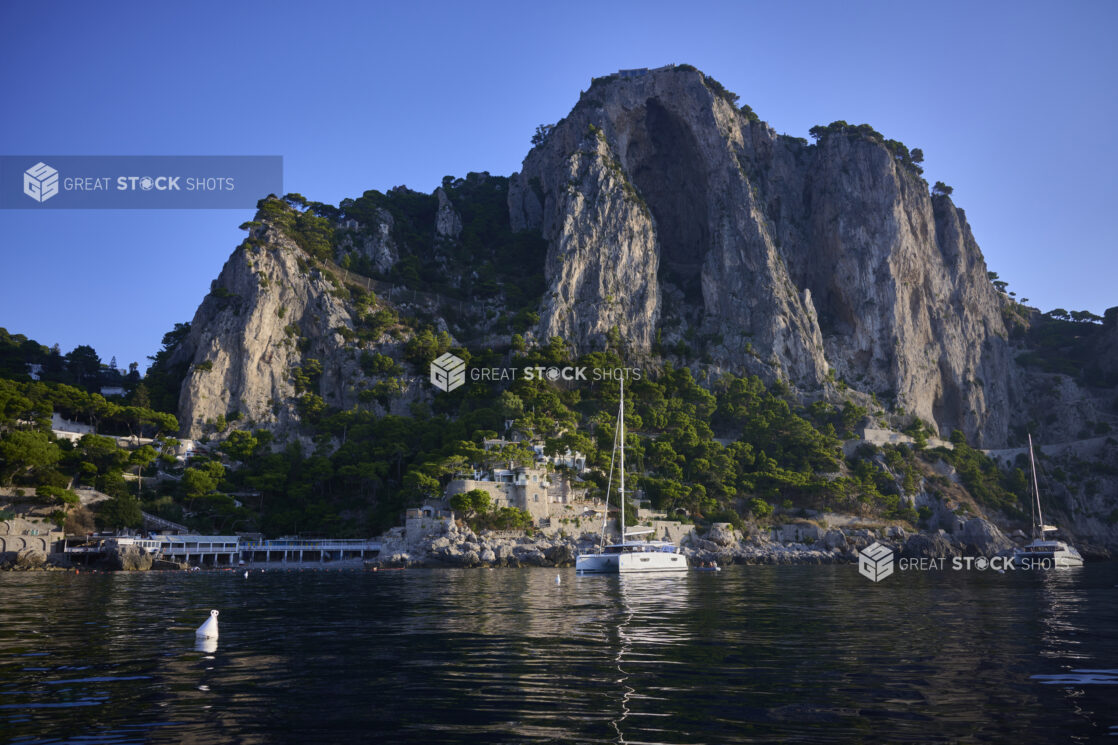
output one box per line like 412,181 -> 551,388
1,0 -> 1115,370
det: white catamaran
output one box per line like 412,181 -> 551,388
1012,434 -> 1084,569
575,376 -> 688,574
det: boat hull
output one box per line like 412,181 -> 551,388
576,551 -> 688,573
575,553 -> 619,573
1012,551 -> 1084,569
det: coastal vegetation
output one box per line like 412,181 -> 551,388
167,339 -> 1025,537
0,329 -> 178,531
1,320 -> 955,537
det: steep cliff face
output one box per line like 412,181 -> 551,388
528,128 -> 661,351
510,66 -> 1009,445
795,139 -> 1009,444
171,227 -> 347,437
170,221 -> 414,439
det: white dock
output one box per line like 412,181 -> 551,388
64,535 -> 382,567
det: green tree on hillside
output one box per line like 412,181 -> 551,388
0,430 -> 61,485
97,494 -> 142,530
450,488 -> 491,516
65,345 -> 102,389
531,124 -> 554,146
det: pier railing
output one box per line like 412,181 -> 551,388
64,537 -> 383,562
240,539 -> 382,551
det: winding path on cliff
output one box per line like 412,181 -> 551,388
983,434 -> 1115,464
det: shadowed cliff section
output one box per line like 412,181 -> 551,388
626,98 -> 710,305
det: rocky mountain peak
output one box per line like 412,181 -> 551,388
168,66 -> 1107,451
510,64 -> 1009,445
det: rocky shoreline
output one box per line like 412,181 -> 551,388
0,544 -> 191,572
0,549 -> 74,572
4,517 -> 1109,572
369,516 -> 1113,569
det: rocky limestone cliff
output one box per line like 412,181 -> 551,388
170,220 -> 414,439
340,207 -> 398,274
525,128 -> 661,352
434,187 -> 462,240
510,66 -> 1009,445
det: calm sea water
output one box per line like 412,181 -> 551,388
1,563 -> 1116,744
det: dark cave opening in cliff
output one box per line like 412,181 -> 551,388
627,98 -> 710,307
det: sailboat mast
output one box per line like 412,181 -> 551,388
1028,433 -> 1043,540
619,376 -> 625,539
598,410 -> 620,552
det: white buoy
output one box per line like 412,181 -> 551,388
196,609 -> 219,639
555,574 -> 561,585
244,570 -> 249,579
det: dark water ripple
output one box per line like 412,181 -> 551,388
1,564 -> 1116,743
